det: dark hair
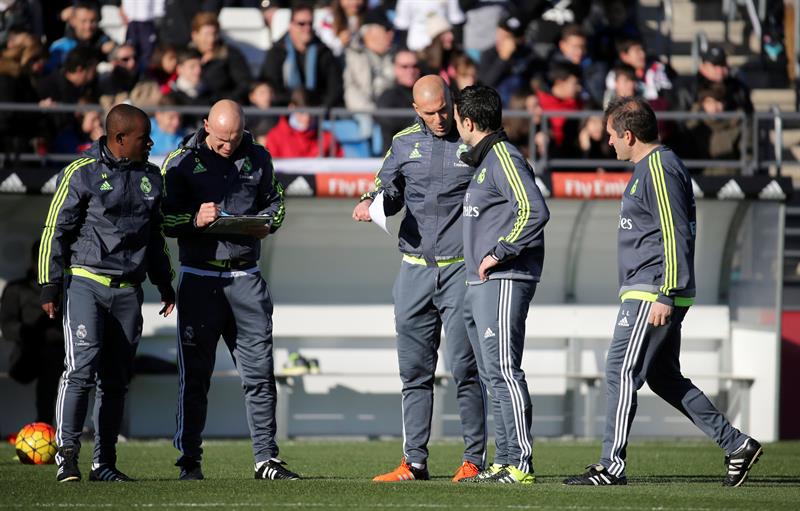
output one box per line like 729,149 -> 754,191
73,1 -> 99,13
455,85 -> 502,132
290,87 -> 319,108
613,63 -> 637,82
291,1 -> 314,19
249,80 -> 274,94
560,24 -> 585,41
616,37 -> 644,55
191,11 -> 220,33
176,48 -> 202,65
63,46 -> 97,73
604,96 -> 658,143
548,62 -> 581,84
698,82 -> 727,103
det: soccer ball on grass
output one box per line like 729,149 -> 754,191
15,422 -> 57,465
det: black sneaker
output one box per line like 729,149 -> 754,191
176,458 -> 204,481
89,465 -> 134,482
563,464 -> 627,486
723,439 -> 763,487
56,447 -> 81,483
255,459 -> 301,480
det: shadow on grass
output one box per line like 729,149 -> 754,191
541,474 -> 800,486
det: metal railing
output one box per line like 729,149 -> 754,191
0,102 -> 796,176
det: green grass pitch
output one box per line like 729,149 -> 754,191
1,440 -> 798,510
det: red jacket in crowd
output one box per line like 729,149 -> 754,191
263,117 -> 343,158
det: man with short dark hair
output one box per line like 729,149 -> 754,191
453,84 -> 549,484
161,99 -> 296,482
563,96 -> 762,487
375,49 -> 420,153
693,45 -> 753,113
38,104 -> 176,483
46,1 -> 115,72
259,2 -> 343,107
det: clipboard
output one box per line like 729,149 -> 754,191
203,215 -> 271,235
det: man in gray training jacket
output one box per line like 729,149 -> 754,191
454,85 -> 549,484
563,96 -> 761,487
38,104 -> 176,483
353,75 -> 487,482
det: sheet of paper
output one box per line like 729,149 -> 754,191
368,191 -> 391,235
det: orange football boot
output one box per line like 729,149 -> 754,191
372,458 -> 429,482
451,461 -> 481,482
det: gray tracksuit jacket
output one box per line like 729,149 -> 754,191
160,130 -> 285,269
362,118 -> 474,265
460,130 -> 549,284
38,139 -> 174,290
618,146 -> 696,306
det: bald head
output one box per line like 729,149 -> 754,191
105,103 -> 151,163
204,99 -> 245,158
412,75 -> 452,137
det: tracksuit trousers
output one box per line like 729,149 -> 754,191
600,299 -> 751,478
56,274 -> 143,466
464,278 -> 537,474
174,268 -> 278,464
393,260 -> 487,467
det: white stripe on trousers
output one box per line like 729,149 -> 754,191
498,280 -> 532,473
607,301 -> 651,477
174,273 -> 185,453
55,293 -> 75,464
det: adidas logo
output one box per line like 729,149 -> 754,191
758,180 -> 786,200
100,180 -> 113,191
717,179 -> 744,199
41,174 -> 58,194
484,327 -> 496,339
0,172 -> 26,193
617,316 -> 630,327
691,178 -> 704,198
409,148 -> 421,158
285,176 -> 314,196
193,162 -> 207,174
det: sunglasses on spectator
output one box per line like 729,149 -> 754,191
118,55 -> 135,62
396,63 -> 418,69
293,20 -> 312,26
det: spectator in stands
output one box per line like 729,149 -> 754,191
692,45 -> 753,114
684,82 -> 745,175
75,107 -> 103,152
150,97 -> 185,156
190,11 -> 252,103
449,52 -> 477,92
158,0 -> 211,48
260,3 -> 344,108
148,44 -> 178,95
459,0 -> 509,62
46,1 -> 114,73
535,62 -> 583,158
550,24 -> 607,106
343,8 -> 394,112
478,13 -> 539,106
578,108 -> 614,165
1,241 -> 65,426
167,49 -> 207,128
375,49 -> 419,153
120,0 -> 163,73
316,0 -> 366,58
604,37 -> 674,106
417,13 -> 457,83
38,46 -> 98,104
246,81 -> 278,139
503,88 -> 536,159
393,0 -> 465,52
98,43 -> 140,99
525,0 -> 592,58
0,34 -> 46,156
602,63 -> 638,108
0,3 -> 39,48
265,88 -> 342,158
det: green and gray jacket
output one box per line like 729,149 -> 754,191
361,118 -> 474,266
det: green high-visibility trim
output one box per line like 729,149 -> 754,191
67,267 -> 134,288
402,254 -> 464,267
493,143 -> 529,243
620,290 -> 694,307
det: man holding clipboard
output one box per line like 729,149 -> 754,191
161,100 -> 298,481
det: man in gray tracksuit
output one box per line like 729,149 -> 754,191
564,96 -> 761,487
161,100 -> 299,481
38,104 -> 176,483
353,75 -> 486,482
454,85 -> 549,484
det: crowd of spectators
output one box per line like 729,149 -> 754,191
0,0 -> 761,173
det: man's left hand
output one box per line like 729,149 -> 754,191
648,301 -> 672,327
478,255 -> 499,281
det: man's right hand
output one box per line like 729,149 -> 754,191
352,199 -> 373,222
195,202 -> 219,228
42,302 -> 57,320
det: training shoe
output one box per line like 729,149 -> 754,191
255,459 -> 301,480
89,464 -> 134,482
282,352 -> 310,375
372,458 -> 429,482
56,447 -> 81,483
176,458 -> 204,481
461,463 -> 507,483
451,461 -> 481,482
723,438 -> 763,487
481,465 -> 535,484
563,464 -> 627,485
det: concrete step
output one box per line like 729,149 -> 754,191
669,54 -> 750,75
752,88 -> 796,111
